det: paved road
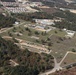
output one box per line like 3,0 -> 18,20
59,52 -> 69,65
39,57 -> 62,75
40,51 -> 76,75
59,51 -> 76,65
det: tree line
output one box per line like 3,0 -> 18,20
12,12 -> 53,23
53,11 -> 76,31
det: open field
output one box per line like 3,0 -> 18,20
50,34 -> 76,62
1,21 -> 76,61
1,21 -> 76,65
61,52 -> 76,67
0,21 -> 67,44
40,7 -> 59,14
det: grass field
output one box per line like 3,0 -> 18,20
1,21 -> 76,63
0,22 -> 67,44
49,33 -> 76,62
61,53 -> 76,67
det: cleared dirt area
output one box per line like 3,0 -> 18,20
40,7 -> 59,14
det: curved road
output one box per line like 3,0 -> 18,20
39,57 -> 62,75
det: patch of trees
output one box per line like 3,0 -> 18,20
40,37 -> 53,47
53,11 -> 76,31
4,66 -> 39,75
0,36 -> 20,67
16,49 -> 54,73
0,36 -> 54,75
53,11 -> 76,23
12,12 -> 53,22
0,14 -> 16,28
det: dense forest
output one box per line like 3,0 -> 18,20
53,11 -> 76,31
12,12 -> 53,22
0,14 -> 16,28
0,36 -> 54,75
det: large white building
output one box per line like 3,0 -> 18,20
17,0 -> 28,2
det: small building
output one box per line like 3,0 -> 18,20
15,21 -> 19,25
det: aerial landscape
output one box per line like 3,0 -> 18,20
0,0 -> 76,75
